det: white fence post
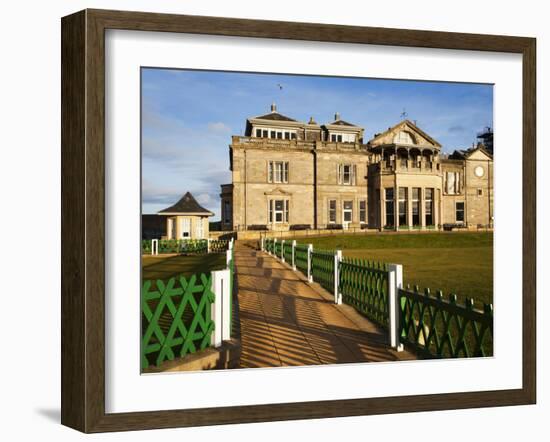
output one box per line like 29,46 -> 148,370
207,238 -> 211,254
226,249 -> 232,268
151,239 -> 158,256
292,240 -> 297,271
260,236 -> 265,251
307,244 -> 313,283
334,250 -> 342,304
281,239 -> 285,262
210,269 -> 231,347
388,264 -> 404,351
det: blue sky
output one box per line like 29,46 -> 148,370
142,68 -> 493,219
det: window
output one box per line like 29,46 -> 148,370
223,200 -> 231,224
398,187 -> 408,226
385,188 -> 395,228
284,132 -> 290,140
343,201 -> 353,225
477,188 -> 483,196
270,130 -> 276,138
256,128 -> 262,137
262,130 -> 268,138
456,201 -> 465,222
359,200 -> 366,223
276,132 -> 283,139
328,200 -> 337,223
425,188 -> 434,226
446,171 -> 461,194
291,133 -> 297,140
338,163 -> 356,185
268,161 -> 289,183
181,218 -> 191,238
393,131 -> 415,144
269,199 -> 289,223
412,187 -> 421,226
196,220 -> 204,239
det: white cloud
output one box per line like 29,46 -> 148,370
207,122 -> 231,134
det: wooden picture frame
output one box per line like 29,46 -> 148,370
61,8 -> 536,433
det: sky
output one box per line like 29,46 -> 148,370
141,68 -> 493,219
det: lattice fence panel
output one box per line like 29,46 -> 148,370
399,286 -> 493,358
339,258 -> 389,327
141,273 -> 214,369
311,249 -> 335,294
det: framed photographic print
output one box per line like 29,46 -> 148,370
61,9 -> 536,433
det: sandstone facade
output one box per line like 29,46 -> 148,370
220,106 -> 493,232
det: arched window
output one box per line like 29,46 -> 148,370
394,131 -> 415,145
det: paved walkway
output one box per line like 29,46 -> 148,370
234,242 -> 416,368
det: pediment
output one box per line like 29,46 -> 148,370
370,120 -> 441,148
265,187 -> 292,196
466,147 -> 492,161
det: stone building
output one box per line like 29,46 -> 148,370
158,192 -> 213,239
220,105 -> 493,232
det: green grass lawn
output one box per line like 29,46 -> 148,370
142,253 -> 227,281
303,232 -> 493,308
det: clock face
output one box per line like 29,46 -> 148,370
474,166 -> 485,177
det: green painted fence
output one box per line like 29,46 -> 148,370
273,240 -> 282,257
261,237 -> 494,359
311,249 -> 335,293
141,273 -> 214,370
157,239 -> 208,254
398,286 -> 493,358
141,238 -> 230,255
339,258 -> 390,328
283,241 -> 293,263
294,244 -> 309,274
142,240 -> 152,254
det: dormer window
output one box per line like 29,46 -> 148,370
330,132 -> 356,143
254,127 -> 297,139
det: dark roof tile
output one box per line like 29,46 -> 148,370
158,192 -> 213,215
253,112 -> 297,122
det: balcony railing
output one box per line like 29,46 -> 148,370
231,136 -> 368,152
378,159 -> 440,173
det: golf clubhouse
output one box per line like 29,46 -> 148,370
219,104 -> 494,233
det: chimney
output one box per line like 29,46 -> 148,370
334,112 -> 341,121
271,103 -> 277,113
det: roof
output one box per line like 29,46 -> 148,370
449,144 -> 493,160
327,119 -> 358,127
368,119 -> 442,148
158,192 -> 214,216
252,111 -> 297,122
